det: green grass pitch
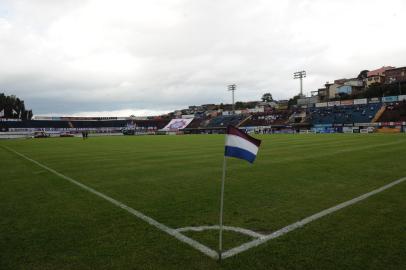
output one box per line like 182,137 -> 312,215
1,134 -> 405,269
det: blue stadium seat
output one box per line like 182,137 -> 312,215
308,103 -> 382,125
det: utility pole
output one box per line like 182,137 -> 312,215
228,84 -> 236,115
294,71 -> 306,96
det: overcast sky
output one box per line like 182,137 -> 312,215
1,0 -> 406,116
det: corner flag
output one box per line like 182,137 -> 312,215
218,126 -> 262,261
225,125 -> 261,163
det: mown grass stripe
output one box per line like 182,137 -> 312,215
222,176 -> 406,259
2,146 -> 219,259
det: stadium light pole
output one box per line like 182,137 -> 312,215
294,71 -> 306,96
228,84 -> 237,115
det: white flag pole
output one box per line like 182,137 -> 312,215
218,154 -> 227,261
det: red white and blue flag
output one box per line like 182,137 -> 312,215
224,126 -> 261,163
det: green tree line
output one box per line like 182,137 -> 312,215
0,93 -> 33,120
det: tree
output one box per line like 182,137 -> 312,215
235,101 -> 245,110
261,92 -> 273,102
0,92 -> 33,120
288,94 -> 301,108
357,70 -> 369,80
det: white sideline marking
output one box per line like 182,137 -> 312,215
222,176 -> 406,259
176,225 -> 265,239
3,146 -> 218,259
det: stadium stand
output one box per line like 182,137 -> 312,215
288,110 -> 307,124
186,118 -> 205,129
0,120 -> 71,129
240,110 -> 292,127
2,98 -> 405,136
135,119 -> 169,129
371,105 -> 386,122
205,115 -> 245,128
378,100 -> 406,122
0,119 -> 169,132
308,103 -> 382,125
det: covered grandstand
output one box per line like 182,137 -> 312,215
0,118 -> 169,134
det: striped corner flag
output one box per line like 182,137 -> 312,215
224,125 -> 261,163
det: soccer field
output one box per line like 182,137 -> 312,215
1,134 -> 405,270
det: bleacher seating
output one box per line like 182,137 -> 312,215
240,110 -> 291,127
378,101 -> 406,122
0,120 -> 71,129
308,103 -> 382,125
136,119 -> 169,129
0,119 -> 169,130
206,115 -> 244,128
70,120 -> 128,128
288,110 -> 307,124
186,118 -> 205,129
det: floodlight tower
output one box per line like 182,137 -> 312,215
228,84 -> 237,115
294,71 -> 306,96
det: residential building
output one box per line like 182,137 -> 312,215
336,85 -> 352,95
325,78 -> 364,98
315,88 -> 328,102
367,66 -> 395,77
202,104 -> 217,111
297,96 -> 319,106
343,78 -> 363,87
366,66 -> 395,87
385,67 -> 406,84
366,75 -> 385,87
325,82 -> 340,99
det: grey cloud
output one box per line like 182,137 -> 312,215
1,0 -> 406,115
